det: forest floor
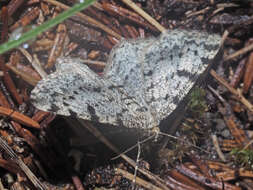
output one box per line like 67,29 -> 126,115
0,0 -> 253,189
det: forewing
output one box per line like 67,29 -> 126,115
31,57 -> 155,129
142,30 -> 221,122
103,30 -> 221,125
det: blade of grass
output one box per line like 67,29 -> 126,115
0,0 -> 96,54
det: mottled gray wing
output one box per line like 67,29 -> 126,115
142,30 -> 221,122
104,37 -> 154,98
104,30 -> 221,124
104,37 -> 158,126
31,57 -> 155,129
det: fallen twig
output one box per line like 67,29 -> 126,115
210,69 -> 253,113
44,0 -> 122,39
115,168 -> 162,190
0,136 -> 47,190
211,134 -> 226,162
0,106 -> 40,129
121,0 -> 166,32
224,42 -> 253,62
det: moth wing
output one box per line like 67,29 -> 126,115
104,37 -> 155,101
31,57 -> 154,129
142,30 -> 221,122
104,38 -> 159,127
103,30 -> 221,125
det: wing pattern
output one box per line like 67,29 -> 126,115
31,30 -> 221,129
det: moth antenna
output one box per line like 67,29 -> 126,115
111,133 -> 156,160
158,132 -> 211,154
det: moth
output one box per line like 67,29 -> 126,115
31,29 -> 221,130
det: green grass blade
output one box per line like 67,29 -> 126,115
0,0 -> 96,54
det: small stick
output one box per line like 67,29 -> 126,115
0,54 -> 23,105
243,52 -> 253,94
132,141 -> 141,189
208,85 -> 249,146
32,111 -> 50,123
81,59 -> 106,68
214,167 -> 253,181
92,1 -> 103,11
1,7 -> 9,43
176,164 -> 241,190
121,0 -> 166,33
224,42 -> 253,61
7,0 -> 25,17
211,3 -> 239,16
44,0 -> 122,39
6,64 -> 39,86
210,69 -> 253,113
0,106 -> 40,129
221,30 -> 229,47
10,7 -> 40,31
71,175 -> 85,190
18,48 -> 47,79
0,136 -> 47,190
0,90 -> 10,109
211,134 -> 226,162
0,179 -> 6,190
102,3 -> 157,32
186,7 -> 210,18
243,138 -> 253,150
115,168 -> 162,190
230,58 -> 246,88
33,54 -> 48,79
46,24 -> 67,69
